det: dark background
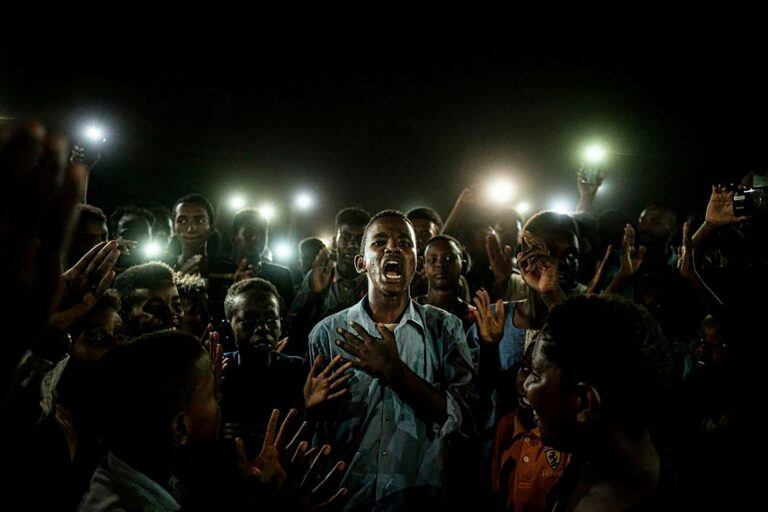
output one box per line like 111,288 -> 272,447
2,34 -> 766,245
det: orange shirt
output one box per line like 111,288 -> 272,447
492,412 -> 570,512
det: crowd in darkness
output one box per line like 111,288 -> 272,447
1,121 -> 764,511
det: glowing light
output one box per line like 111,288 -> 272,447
229,194 -> 247,210
549,197 -> 573,214
486,178 -> 516,205
515,201 -> 532,215
258,203 -> 276,221
294,192 -> 314,211
83,124 -> 107,143
142,241 -> 164,259
274,241 -> 293,261
583,143 -> 607,165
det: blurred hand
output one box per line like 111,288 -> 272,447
586,244 -> 613,296
50,240 -> 119,330
485,234 -> 513,287
473,289 -> 505,345
0,122 -> 84,377
234,257 -> 257,283
179,254 -> 204,275
235,409 -> 347,509
577,168 -> 604,198
677,221 -> 697,280
311,248 -> 335,294
617,224 -> 646,278
201,324 -> 228,394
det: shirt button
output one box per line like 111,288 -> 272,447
385,416 -> 391,421
523,456 -> 530,463
524,437 -> 530,443
382,451 -> 388,458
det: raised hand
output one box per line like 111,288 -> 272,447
517,232 -> 559,295
235,409 -> 347,509
50,240 -> 119,330
275,337 -> 289,353
304,354 -> 353,410
311,248 -> 335,294
705,185 -> 749,226
617,224 -> 646,278
473,289 -> 505,345
677,221 -> 697,280
179,254 -> 204,275
485,233 -> 513,287
335,322 -> 403,385
586,244 -> 613,296
1,123 -> 84,378
201,325 -> 227,392
577,168 -> 604,198
234,257 -> 256,283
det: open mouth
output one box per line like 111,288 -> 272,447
382,259 -> 404,282
249,338 -> 273,351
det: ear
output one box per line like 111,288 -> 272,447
354,254 -> 367,274
462,251 -> 472,274
331,232 -> 338,252
169,412 -> 190,448
574,382 -> 601,426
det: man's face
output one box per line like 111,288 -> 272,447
230,291 -> 282,356
300,245 -> 322,275
124,282 -> 181,337
692,320 -> 732,372
638,207 -> 673,245
524,338 -> 582,452
334,222 -> 365,269
424,239 -> 462,292
541,231 -> 580,291
233,220 -> 267,259
174,203 -> 211,252
69,219 -> 108,266
410,218 -> 441,255
116,214 -> 153,243
357,217 -> 419,297
71,307 -> 126,365
495,218 -> 522,252
153,216 -> 174,249
180,295 -> 210,339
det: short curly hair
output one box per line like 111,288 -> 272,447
113,262 -> 175,314
406,207 -> 444,231
223,277 -> 282,321
539,295 -> 672,431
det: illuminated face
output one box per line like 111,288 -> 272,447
229,291 -> 282,356
541,231 -> 580,291
423,239 -> 462,291
125,281 -> 181,337
357,216 -> 419,297
410,218 -> 441,255
174,203 -> 211,253
334,222 -> 365,272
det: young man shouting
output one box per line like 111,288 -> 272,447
307,210 -> 478,511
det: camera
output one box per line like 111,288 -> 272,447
733,172 -> 768,216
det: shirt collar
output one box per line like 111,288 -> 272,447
347,296 -> 425,335
106,452 -> 181,511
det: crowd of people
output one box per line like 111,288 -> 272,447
1,121 -> 764,511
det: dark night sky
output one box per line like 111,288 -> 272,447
2,35 -> 766,243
